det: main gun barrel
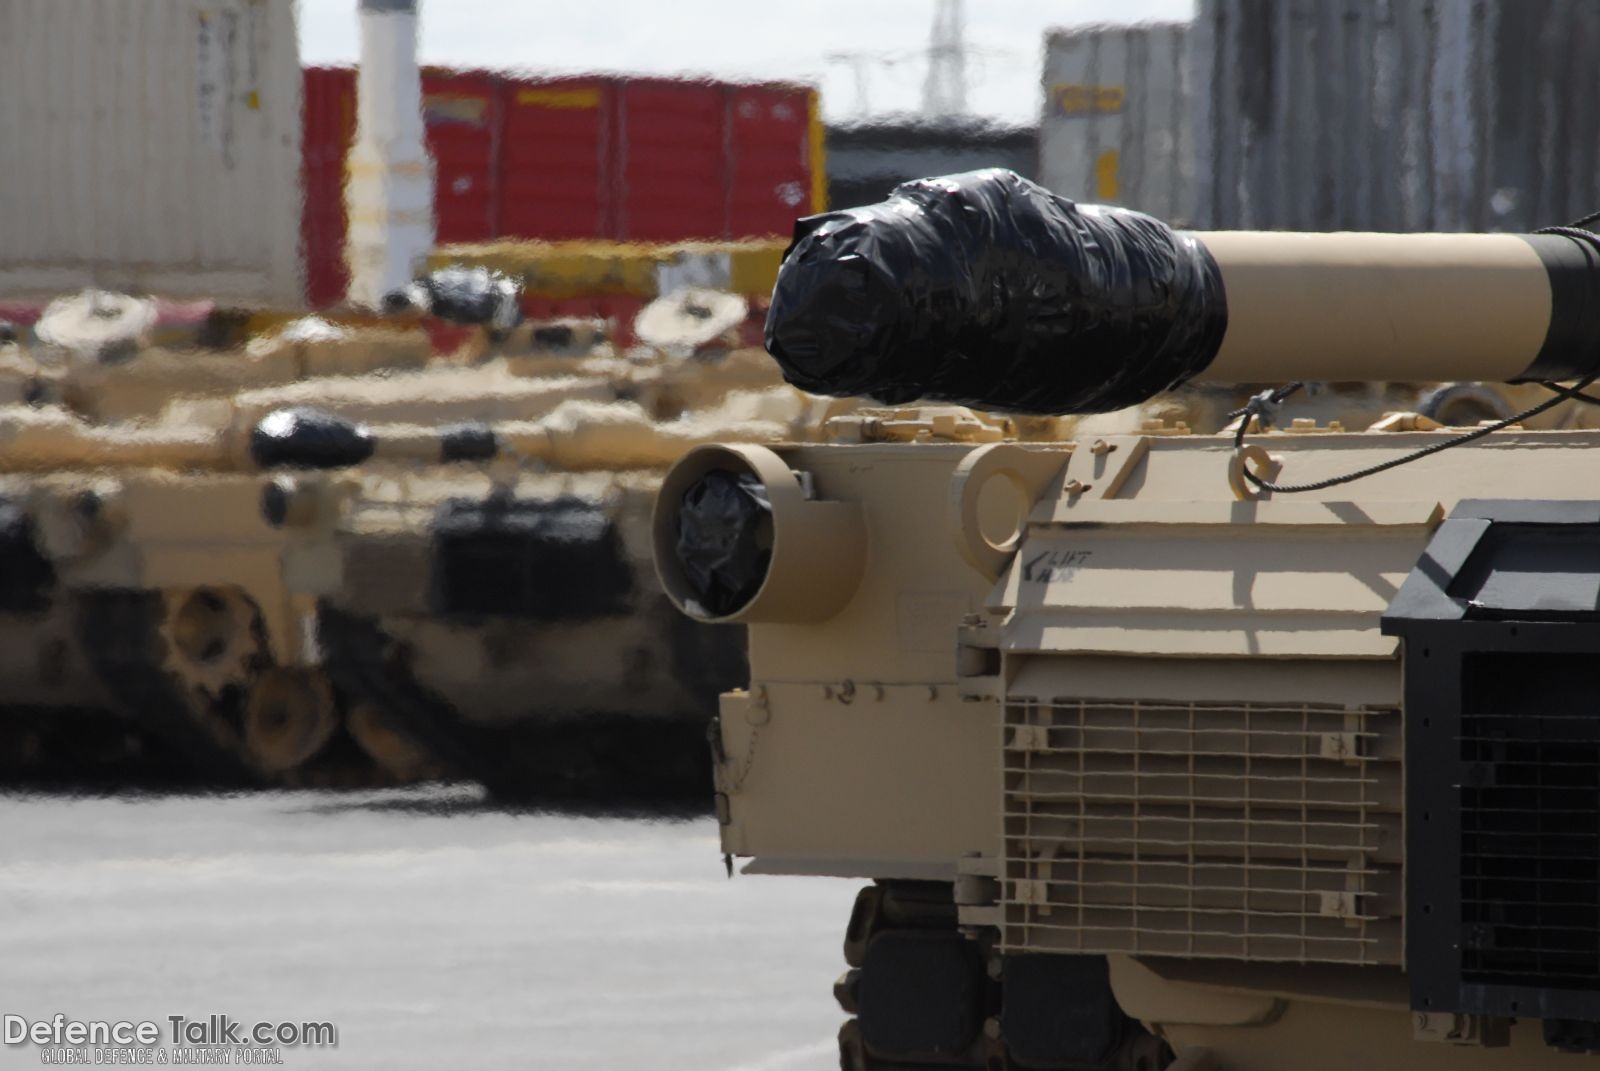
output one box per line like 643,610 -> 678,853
764,169 -> 1600,415
1200,230 -> 1593,386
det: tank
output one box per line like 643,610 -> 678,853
2,263 -> 858,792
0,296 -> 629,786
652,171 -> 1600,1068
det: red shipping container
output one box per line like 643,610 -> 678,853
300,67 -> 825,307
617,79 -> 726,242
420,68 -> 499,244
300,66 -> 357,309
725,85 -> 819,238
499,78 -> 613,240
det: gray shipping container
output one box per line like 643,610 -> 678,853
1038,23 -> 1195,223
1195,0 -> 1600,232
1044,2 -> 1600,233
0,0 -> 303,306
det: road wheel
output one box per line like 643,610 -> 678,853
243,667 -> 339,773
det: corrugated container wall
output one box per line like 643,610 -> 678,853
301,69 -> 823,308
1039,23 -> 1194,223
1191,0 -> 1600,232
0,0 -> 303,306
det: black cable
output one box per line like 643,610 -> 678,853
1538,380 -> 1600,406
1534,224 -> 1600,256
1235,371 -> 1600,494
1557,208 -> 1600,231
1224,381 -> 1305,426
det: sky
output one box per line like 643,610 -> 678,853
297,0 -> 1195,125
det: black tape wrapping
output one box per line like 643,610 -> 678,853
764,168 -> 1228,415
675,470 -> 772,618
250,407 -> 376,470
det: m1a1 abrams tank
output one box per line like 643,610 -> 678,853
652,169 -> 1600,1069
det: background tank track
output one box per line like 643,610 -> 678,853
317,602 -> 722,806
75,591 -> 389,789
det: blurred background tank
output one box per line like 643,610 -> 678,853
0,291 -> 599,788
0,0 -> 304,307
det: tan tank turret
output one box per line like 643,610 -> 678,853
38,319 -> 434,424
652,171 -> 1600,1070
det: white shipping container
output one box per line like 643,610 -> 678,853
0,0 -> 303,307
1038,23 -> 1194,223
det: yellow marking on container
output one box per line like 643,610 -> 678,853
1095,150 -> 1121,200
806,88 -> 828,214
425,94 -> 489,126
1053,83 -> 1126,117
347,160 -> 433,177
517,87 -> 602,110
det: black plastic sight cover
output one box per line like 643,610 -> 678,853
412,266 -> 524,337
764,168 -> 1228,415
674,470 -> 772,618
250,407 -> 376,470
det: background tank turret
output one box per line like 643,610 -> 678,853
653,171 -> 1600,1070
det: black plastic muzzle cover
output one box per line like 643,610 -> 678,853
764,168 -> 1228,416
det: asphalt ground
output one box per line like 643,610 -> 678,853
0,784 -> 858,1069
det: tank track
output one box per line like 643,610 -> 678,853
74,590 -> 396,790
0,703 -> 160,787
75,589 -> 262,787
317,601 -> 715,805
837,881 -> 1172,1071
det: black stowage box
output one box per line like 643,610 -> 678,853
430,496 -> 633,621
1384,500 -> 1600,1024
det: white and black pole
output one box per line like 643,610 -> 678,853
344,0 -> 435,309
